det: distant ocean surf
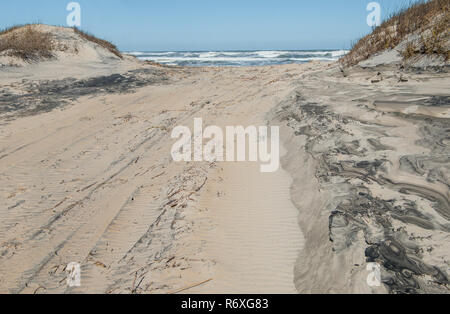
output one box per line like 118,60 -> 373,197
127,50 -> 349,67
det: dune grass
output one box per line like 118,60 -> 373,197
341,0 -> 449,66
0,24 -> 122,62
0,24 -> 54,61
73,27 -> 122,59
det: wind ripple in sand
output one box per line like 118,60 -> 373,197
1,63 -> 308,294
191,159 -> 303,294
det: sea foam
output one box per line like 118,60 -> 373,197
127,50 -> 349,66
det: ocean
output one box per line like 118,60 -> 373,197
127,50 -> 348,67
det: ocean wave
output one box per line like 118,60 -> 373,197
331,50 -> 349,57
129,50 -> 348,67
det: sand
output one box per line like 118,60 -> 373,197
0,38 -> 449,294
274,64 -> 449,294
0,54 -> 313,293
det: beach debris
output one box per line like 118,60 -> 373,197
371,72 -> 384,83
94,261 -> 107,268
168,278 -> 213,294
398,75 -> 409,82
339,66 -> 349,77
131,271 -> 146,294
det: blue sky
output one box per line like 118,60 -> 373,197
0,0 -> 419,51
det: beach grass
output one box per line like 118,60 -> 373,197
341,0 -> 449,66
73,27 -> 122,59
0,24 -> 122,62
0,24 -> 54,61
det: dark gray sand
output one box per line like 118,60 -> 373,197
0,68 -> 169,121
276,65 -> 449,293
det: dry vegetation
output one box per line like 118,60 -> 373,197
73,27 -> 122,59
0,24 -> 122,62
341,0 -> 450,66
0,24 -> 54,61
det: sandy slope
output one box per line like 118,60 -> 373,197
274,64 -> 450,294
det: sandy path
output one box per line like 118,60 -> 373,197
191,158 -> 302,293
0,62 -> 312,293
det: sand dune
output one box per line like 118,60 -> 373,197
0,24 -> 449,293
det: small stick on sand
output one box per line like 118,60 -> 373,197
168,278 -> 213,294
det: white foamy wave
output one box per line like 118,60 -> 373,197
331,50 -> 350,57
141,56 -> 265,62
128,51 -> 146,56
255,51 -> 290,58
131,50 -> 348,67
198,51 -> 245,58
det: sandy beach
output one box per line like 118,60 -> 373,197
0,23 -> 449,294
0,42 -> 311,293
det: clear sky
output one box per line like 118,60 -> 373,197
0,0 -> 420,51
